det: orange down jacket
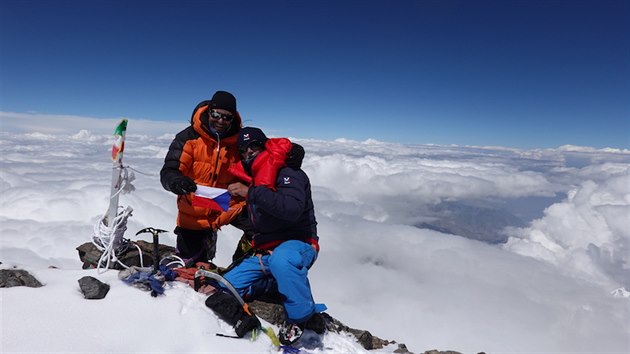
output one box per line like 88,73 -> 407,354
160,101 -> 245,230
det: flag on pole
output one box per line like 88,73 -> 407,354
192,185 -> 231,211
111,119 -> 128,162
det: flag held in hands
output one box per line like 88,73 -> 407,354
192,185 -> 230,212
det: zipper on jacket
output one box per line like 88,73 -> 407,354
211,131 -> 222,186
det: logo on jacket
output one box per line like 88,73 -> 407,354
283,177 -> 291,185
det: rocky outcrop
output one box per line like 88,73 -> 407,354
0,268 -> 43,288
249,301 -> 482,354
249,300 -> 416,353
76,240 -> 177,270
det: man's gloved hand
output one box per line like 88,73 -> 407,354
169,176 -> 197,195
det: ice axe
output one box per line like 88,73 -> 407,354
135,227 -> 168,274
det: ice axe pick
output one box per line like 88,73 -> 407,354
135,227 -> 168,274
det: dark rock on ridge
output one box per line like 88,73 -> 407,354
0,268 -> 43,288
78,276 -> 110,299
250,300 -> 438,353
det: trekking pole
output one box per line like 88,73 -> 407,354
135,227 -> 168,274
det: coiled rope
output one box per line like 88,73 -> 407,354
91,165 -> 142,273
92,206 -> 140,272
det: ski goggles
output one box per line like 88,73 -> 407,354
209,109 -> 234,122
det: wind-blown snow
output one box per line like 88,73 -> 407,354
1,113 -> 628,353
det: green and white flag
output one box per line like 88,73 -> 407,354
111,119 -> 128,162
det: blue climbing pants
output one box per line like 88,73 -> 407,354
223,240 -> 325,323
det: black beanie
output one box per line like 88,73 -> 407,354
209,91 -> 237,115
238,127 -> 268,150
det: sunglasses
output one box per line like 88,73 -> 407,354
239,140 -> 264,155
209,109 -> 234,122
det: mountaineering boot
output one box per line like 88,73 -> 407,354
233,312 -> 261,338
205,291 -> 260,337
278,322 -> 304,345
304,312 -> 326,334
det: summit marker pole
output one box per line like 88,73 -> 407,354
105,119 -> 128,227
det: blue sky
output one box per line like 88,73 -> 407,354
1,0 -> 628,149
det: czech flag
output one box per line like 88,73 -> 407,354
192,185 -> 230,212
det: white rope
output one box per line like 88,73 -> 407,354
125,165 -> 157,177
92,206 -> 137,273
90,163 -> 140,272
160,254 -> 186,269
90,164 -> 176,273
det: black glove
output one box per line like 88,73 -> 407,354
168,176 -> 197,195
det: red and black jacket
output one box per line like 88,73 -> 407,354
229,140 -> 319,251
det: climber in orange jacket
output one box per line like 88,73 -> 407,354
160,90 -> 250,264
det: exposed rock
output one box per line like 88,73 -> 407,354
249,300 -> 407,352
395,344 -> 412,353
78,276 -> 110,299
0,269 -> 43,288
76,240 -> 177,270
248,300 -> 287,325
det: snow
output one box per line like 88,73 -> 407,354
1,114 -> 629,353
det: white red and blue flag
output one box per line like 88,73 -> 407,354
192,185 -> 230,212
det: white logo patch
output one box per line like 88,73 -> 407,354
243,133 -> 250,141
283,177 -> 291,184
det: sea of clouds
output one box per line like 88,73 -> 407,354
1,112 -> 628,353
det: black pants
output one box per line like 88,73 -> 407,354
174,227 -> 217,264
175,209 -> 254,265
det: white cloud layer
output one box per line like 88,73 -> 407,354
1,113 -> 628,353
504,169 -> 630,287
